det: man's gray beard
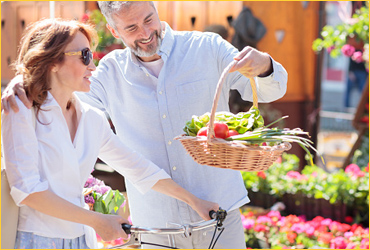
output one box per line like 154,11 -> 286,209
121,35 -> 162,58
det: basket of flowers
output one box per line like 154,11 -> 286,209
175,61 -> 319,172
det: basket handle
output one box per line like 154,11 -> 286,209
207,60 -> 258,142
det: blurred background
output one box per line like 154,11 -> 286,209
1,1 -> 369,249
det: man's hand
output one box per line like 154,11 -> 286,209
1,75 -> 32,114
229,46 -> 273,78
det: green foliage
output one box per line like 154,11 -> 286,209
242,153 -> 369,210
92,189 -> 125,214
88,10 -> 122,53
312,4 -> 369,58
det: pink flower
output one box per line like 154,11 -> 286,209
81,13 -> 90,23
351,51 -> 364,63
291,223 -> 305,234
360,238 -> 369,249
254,224 -> 267,232
346,242 -> 357,249
275,156 -> 282,163
346,163 -> 361,173
318,232 -> 334,244
267,210 -> 282,220
341,44 -> 356,57
330,236 -> 347,249
286,171 -> 301,179
114,238 -> 124,245
321,218 -> 332,226
327,45 -> 335,54
242,218 -> 255,230
344,231 -> 353,238
345,163 -> 365,178
305,225 -> 315,236
256,215 -> 273,225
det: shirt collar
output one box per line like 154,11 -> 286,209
157,21 -> 174,58
129,21 -> 175,64
42,91 -> 84,120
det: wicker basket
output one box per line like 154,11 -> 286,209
174,60 -> 292,171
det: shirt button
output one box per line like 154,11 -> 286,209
159,91 -> 163,95
146,73 -> 149,76
172,166 -> 177,171
168,140 -> 172,145
162,114 -> 166,119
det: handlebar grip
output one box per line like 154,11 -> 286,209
209,210 -> 217,219
121,223 -> 132,235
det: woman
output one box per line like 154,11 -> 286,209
1,18 -> 218,249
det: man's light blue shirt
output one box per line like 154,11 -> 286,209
79,22 -> 287,227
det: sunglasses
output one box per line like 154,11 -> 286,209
64,48 -> 93,66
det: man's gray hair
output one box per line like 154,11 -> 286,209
98,1 -> 155,30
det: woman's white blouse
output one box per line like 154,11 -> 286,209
1,92 -> 170,246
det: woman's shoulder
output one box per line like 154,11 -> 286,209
13,96 -> 33,116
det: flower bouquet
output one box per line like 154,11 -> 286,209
83,175 -> 125,215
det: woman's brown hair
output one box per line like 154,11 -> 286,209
13,18 -> 98,113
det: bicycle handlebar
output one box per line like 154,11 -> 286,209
121,208 -> 227,235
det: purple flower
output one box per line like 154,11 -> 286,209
352,51 -> 364,63
341,44 -> 356,57
84,175 -> 96,188
93,185 -> 111,195
84,195 -> 95,204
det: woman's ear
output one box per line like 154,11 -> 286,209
107,24 -> 120,39
50,64 -> 59,73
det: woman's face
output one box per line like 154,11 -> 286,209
52,31 -> 96,94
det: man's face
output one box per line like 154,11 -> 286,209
112,2 -> 162,60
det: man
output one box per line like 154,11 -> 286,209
2,2 -> 287,248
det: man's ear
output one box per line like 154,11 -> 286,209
107,24 -> 120,39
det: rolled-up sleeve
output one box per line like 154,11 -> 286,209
1,99 -> 48,206
95,111 -> 171,194
255,58 -> 288,102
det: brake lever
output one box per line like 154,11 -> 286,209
216,209 -> 227,227
209,208 -> 227,227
